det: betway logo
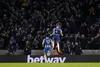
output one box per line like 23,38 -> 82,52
27,55 -> 66,63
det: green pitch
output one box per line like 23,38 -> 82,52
0,63 -> 100,67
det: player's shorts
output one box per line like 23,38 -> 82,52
52,35 -> 60,42
44,47 -> 51,54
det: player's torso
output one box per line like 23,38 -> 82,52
54,28 -> 61,36
44,37 -> 51,48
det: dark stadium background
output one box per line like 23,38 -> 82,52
0,0 -> 100,55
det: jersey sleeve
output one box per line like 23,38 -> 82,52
60,28 -> 62,32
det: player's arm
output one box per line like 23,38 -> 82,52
51,40 -> 54,49
60,30 -> 63,36
50,28 -> 55,36
42,39 -> 45,47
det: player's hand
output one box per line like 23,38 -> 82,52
62,34 -> 63,36
61,33 -> 63,36
50,34 -> 53,36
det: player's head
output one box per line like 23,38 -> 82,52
56,22 -> 61,28
45,33 -> 50,37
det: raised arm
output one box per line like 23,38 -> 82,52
60,30 -> 63,36
42,39 -> 45,47
50,28 -> 55,36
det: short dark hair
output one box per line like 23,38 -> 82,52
45,33 -> 50,37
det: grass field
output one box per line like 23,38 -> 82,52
0,63 -> 100,67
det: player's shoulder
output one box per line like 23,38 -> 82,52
43,37 -> 46,40
58,28 -> 61,30
46,37 -> 51,40
53,28 -> 56,30
45,37 -> 50,39
56,28 -> 61,30
47,37 -> 51,39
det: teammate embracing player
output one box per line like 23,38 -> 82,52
51,22 -> 63,53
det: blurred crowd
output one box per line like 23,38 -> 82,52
0,0 -> 100,54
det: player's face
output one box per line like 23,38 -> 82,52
56,25 -> 60,28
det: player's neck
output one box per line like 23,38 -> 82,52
56,27 -> 59,28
